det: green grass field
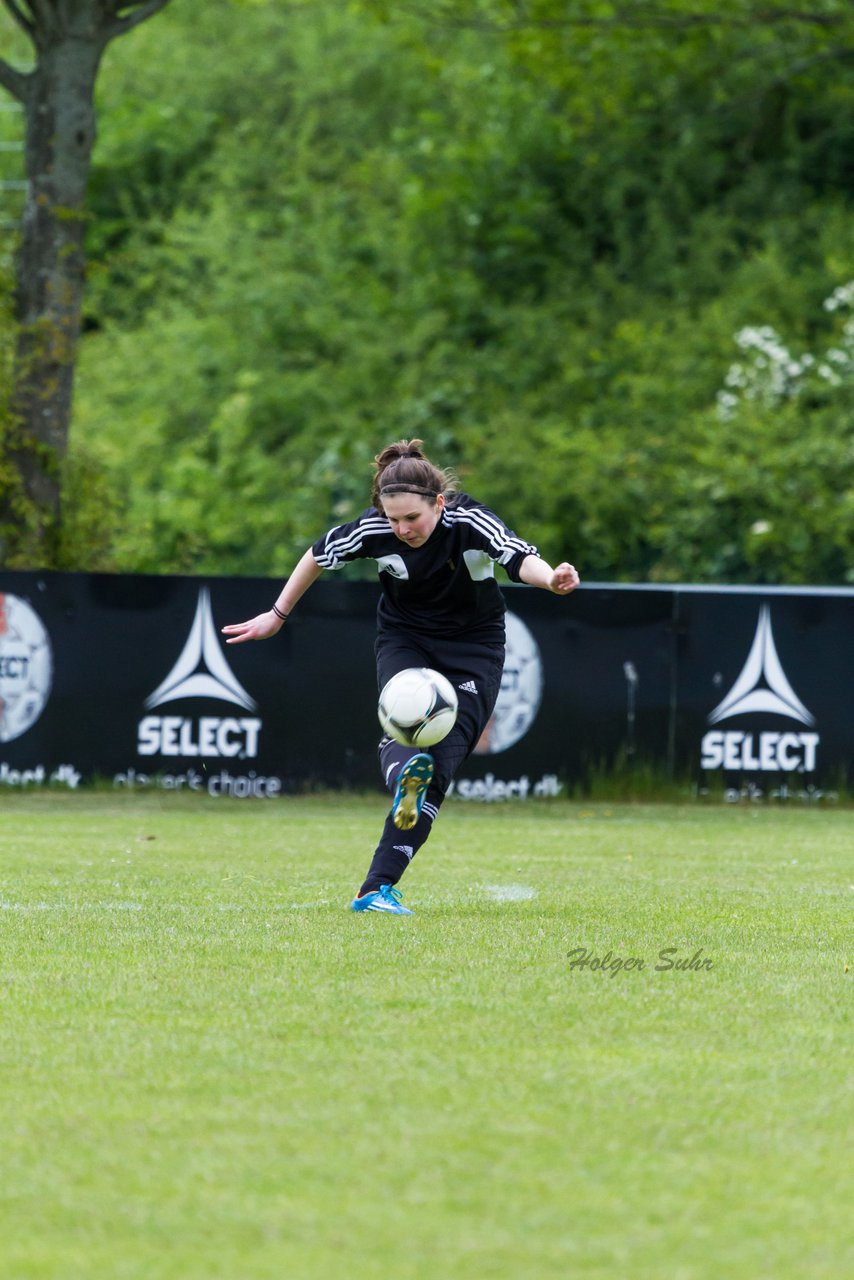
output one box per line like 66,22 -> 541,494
0,793 -> 850,1279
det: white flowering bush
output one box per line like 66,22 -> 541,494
717,281 -> 854,419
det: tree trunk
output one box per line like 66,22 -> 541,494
4,32 -> 103,563
0,1 -> 172,566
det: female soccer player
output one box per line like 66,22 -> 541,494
222,440 -> 579,914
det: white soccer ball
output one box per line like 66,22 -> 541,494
378,667 -> 459,748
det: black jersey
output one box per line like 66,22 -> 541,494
311,493 -> 537,639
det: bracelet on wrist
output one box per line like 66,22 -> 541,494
271,603 -> 289,621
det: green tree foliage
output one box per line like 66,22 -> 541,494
52,0 -> 854,582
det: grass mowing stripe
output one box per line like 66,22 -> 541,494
0,794 -> 850,1279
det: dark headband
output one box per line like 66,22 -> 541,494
379,483 -> 440,498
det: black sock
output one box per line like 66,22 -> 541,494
357,844 -> 412,897
378,736 -> 424,795
356,791 -> 442,897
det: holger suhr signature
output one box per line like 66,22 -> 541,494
567,946 -> 714,976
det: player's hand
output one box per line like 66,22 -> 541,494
549,563 -> 580,595
221,611 -> 283,644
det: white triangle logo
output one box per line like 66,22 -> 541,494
708,606 -> 814,726
144,588 -> 257,711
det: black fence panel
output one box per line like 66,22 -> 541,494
1,572 -> 851,798
672,589 -> 853,799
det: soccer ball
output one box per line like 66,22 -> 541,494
378,667 -> 459,748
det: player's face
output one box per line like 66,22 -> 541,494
382,493 -> 445,548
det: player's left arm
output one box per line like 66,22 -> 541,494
518,555 -> 580,595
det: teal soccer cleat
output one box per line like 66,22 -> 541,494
391,753 -> 434,831
350,884 -> 414,915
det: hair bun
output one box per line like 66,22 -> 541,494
370,438 -> 456,509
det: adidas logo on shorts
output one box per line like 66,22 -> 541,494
458,680 -> 478,694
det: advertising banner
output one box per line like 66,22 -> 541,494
671,590 -> 853,800
1,572 -> 851,799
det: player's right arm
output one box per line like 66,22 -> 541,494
221,548 -> 324,643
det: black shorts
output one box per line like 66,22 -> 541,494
375,628 -> 505,790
